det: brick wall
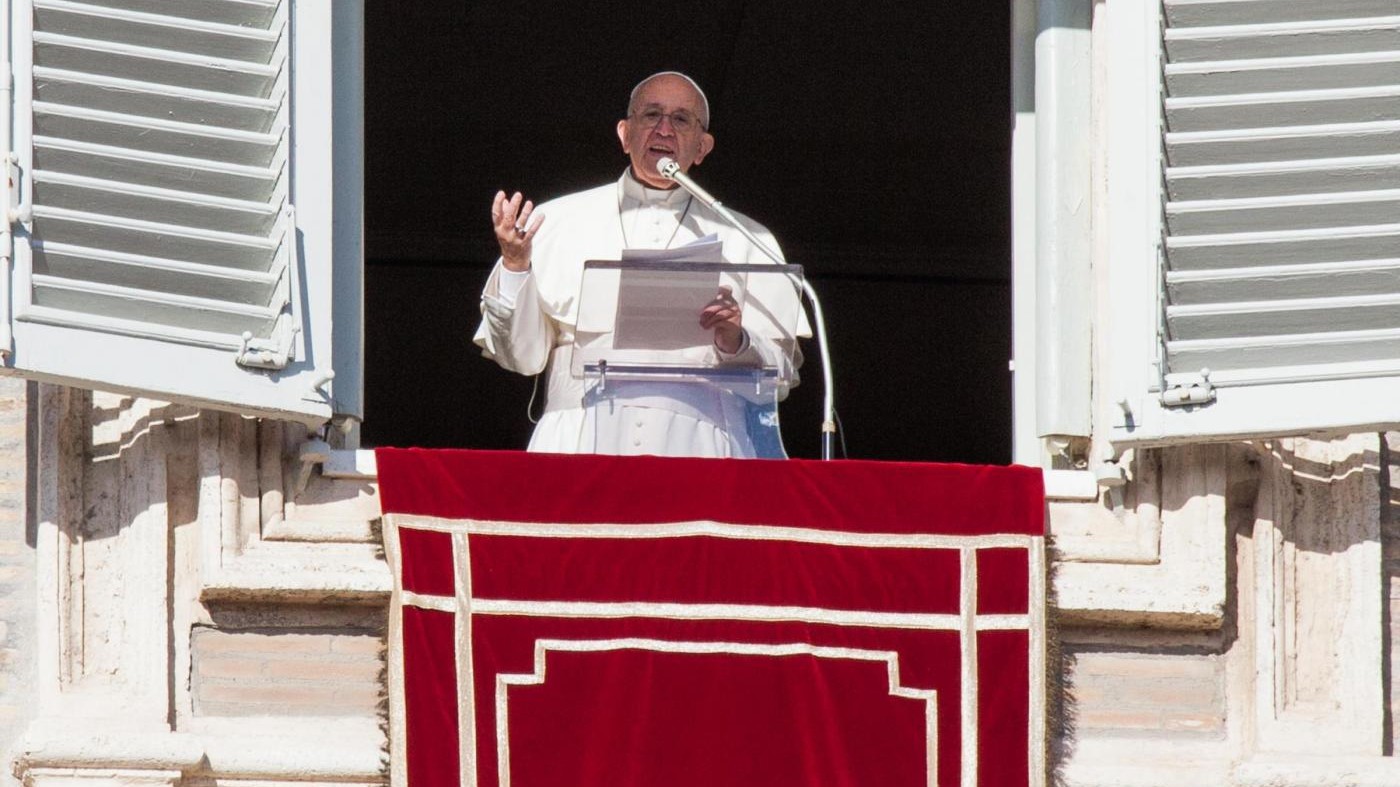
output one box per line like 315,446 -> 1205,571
0,380 -> 33,787
191,624 -> 384,717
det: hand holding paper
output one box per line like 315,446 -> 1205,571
614,235 -> 748,352
701,285 -> 743,353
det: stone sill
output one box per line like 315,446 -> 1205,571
15,717 -> 385,782
328,449 -> 1099,499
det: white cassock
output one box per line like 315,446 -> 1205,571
474,170 -> 812,458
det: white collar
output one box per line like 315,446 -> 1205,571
619,169 -> 691,207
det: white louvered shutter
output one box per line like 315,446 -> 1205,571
0,0 -> 360,424
1135,0 -> 1400,440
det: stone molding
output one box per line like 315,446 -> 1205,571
18,389 -> 387,787
1051,444 -> 1236,628
197,418 -> 387,603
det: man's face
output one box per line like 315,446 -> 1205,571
616,75 -> 715,189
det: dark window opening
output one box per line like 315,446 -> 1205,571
362,1 -> 1011,463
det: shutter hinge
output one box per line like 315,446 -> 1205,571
235,315 -> 299,370
1159,369 -> 1215,408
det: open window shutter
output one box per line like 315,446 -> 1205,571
1147,0 -> 1400,439
1,0 -> 352,424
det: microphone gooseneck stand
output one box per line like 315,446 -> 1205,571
657,158 -> 837,460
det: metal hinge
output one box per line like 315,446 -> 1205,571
236,204 -> 300,370
235,315 -> 299,370
1159,369 -> 1215,407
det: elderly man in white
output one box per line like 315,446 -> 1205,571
474,71 -> 809,458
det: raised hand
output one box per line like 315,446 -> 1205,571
491,190 -> 545,272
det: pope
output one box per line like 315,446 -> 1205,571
473,71 -> 810,458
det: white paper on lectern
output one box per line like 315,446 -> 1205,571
619,235 -> 723,263
613,236 -> 743,351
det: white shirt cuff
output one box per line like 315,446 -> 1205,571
715,329 -> 751,359
495,266 -> 531,307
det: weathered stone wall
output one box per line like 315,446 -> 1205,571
0,380 -> 31,787
190,614 -> 383,718
1055,434 -> 1399,786
1385,432 -> 1400,754
1063,633 -> 1226,740
11,390 -> 386,786
8,387 -> 1400,786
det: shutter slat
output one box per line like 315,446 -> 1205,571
1167,154 -> 1400,199
1166,86 -> 1400,132
1166,121 -> 1400,166
1166,18 -> 1400,61
1168,292 -> 1400,340
1167,331 -> 1400,377
1165,0 -> 1399,28
1166,52 -> 1400,96
73,0 -> 278,29
33,170 -> 279,235
33,136 -> 280,202
1166,189 -> 1400,235
35,0 -> 280,63
1166,259 -> 1400,303
34,102 -> 279,167
33,241 -> 277,304
32,274 -> 278,335
31,207 -> 278,271
1166,223 -> 1400,270
33,32 -> 278,97
35,67 -> 280,132
1160,0 -> 1400,385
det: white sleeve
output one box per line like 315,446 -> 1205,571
473,261 -> 555,375
495,266 -> 531,307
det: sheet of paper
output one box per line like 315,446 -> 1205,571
610,236 -> 726,350
613,266 -> 719,351
620,234 -> 723,263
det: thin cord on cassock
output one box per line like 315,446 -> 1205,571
526,373 -> 543,424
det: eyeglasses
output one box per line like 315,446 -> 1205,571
631,108 -> 705,133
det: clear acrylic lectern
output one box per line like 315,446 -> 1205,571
571,259 -> 805,459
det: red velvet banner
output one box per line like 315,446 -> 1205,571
379,449 -> 1046,787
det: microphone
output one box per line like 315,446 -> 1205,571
657,157 -> 722,213
655,157 -> 839,460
